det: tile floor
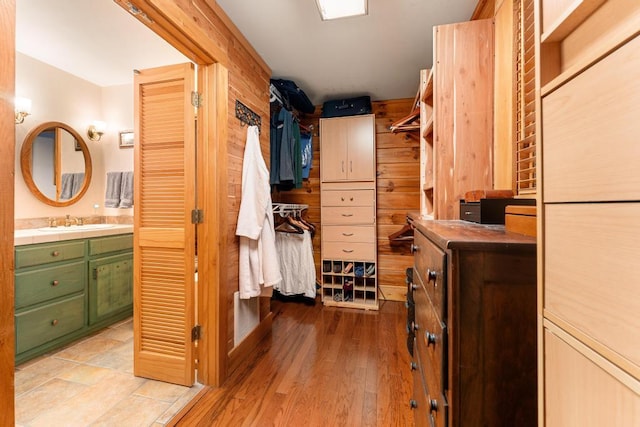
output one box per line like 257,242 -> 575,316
14,318 -> 203,427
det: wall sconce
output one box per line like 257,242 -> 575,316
87,121 -> 107,141
14,97 -> 32,124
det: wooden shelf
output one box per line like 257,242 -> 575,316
540,0 -> 606,43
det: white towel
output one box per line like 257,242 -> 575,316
118,171 -> 134,208
105,172 -> 122,208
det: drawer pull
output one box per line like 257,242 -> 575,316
51,251 -> 60,257
464,211 -> 473,215
51,319 -> 59,326
51,280 -> 59,287
410,399 -> 418,409
342,232 -> 354,236
411,283 -> 418,291
341,213 -> 353,217
410,244 -> 419,254
342,249 -> 354,253
427,269 -> 438,283
341,197 -> 345,201
426,332 -> 437,346
350,197 -> 354,201
411,321 -> 419,332
410,361 -> 417,371
429,399 -> 438,412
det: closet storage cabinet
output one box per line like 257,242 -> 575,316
320,114 -> 378,309
409,217 -> 537,426
537,0 -> 640,424
14,233 -> 133,364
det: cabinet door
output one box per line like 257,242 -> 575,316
89,253 -> 133,325
346,115 -> 375,181
320,118 -> 348,181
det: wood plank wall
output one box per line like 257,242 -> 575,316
274,98 -> 419,302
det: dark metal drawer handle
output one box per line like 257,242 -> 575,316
410,399 -> 418,409
411,321 -> 419,332
427,269 -> 438,284
410,244 -> 419,254
426,332 -> 437,346
410,362 -> 417,371
51,319 -> 59,326
51,251 -> 60,257
430,399 -> 438,413
51,280 -> 59,287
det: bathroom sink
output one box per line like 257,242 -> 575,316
37,224 -> 116,232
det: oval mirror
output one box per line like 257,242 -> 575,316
20,121 -> 92,207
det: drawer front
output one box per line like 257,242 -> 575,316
15,294 -> 85,354
412,344 -> 430,427
545,328 -> 640,426
413,230 -> 446,321
545,203 -> 640,369
322,189 -> 374,207
414,280 -> 446,397
15,260 -> 86,309
15,240 -> 86,269
88,234 -> 133,256
543,35 -> 640,203
459,202 -> 481,223
322,241 -> 375,261
322,225 -> 375,243
321,206 -> 375,225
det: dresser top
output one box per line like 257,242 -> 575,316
408,212 -> 536,252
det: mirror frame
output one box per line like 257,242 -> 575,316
20,121 -> 93,207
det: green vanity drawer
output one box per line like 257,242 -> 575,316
15,294 -> 85,354
15,260 -> 86,310
88,234 -> 133,256
15,240 -> 86,269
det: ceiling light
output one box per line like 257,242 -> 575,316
316,0 -> 367,21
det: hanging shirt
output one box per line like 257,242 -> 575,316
300,133 -> 313,179
236,125 -> 282,299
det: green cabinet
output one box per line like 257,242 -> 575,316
14,233 -> 133,364
89,254 -> 133,325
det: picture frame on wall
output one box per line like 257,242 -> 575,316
119,131 -> 134,149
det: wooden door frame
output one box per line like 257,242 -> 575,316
112,1 -> 229,386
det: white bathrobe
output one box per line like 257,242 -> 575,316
236,125 -> 282,299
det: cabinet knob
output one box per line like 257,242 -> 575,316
411,321 -> 419,332
411,283 -> 418,291
51,280 -> 59,287
51,251 -> 60,257
341,197 -> 345,201
427,269 -> 438,283
350,197 -> 354,201
410,399 -> 418,409
410,361 -> 417,371
430,399 -> 438,412
410,244 -> 419,254
51,319 -> 59,326
426,332 -> 437,346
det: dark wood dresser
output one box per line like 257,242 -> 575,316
408,215 -> 537,427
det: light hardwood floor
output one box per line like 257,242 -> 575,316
171,298 -> 414,426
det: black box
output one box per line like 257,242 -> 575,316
321,96 -> 372,118
460,198 -> 536,224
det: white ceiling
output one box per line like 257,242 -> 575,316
16,0 -> 478,105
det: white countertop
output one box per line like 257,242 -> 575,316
15,224 -> 134,246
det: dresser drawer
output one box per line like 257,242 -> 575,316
15,240 -> 86,269
321,206 -> 375,225
322,225 -> 375,243
15,260 -> 86,309
322,189 -> 374,207
412,343 -> 431,427
15,294 -> 85,354
414,279 -> 446,398
88,234 -> 133,256
545,203 -> 640,369
322,241 -> 375,261
413,230 -> 446,321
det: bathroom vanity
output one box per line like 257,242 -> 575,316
14,225 -> 133,364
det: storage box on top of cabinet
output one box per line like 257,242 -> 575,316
320,114 -> 378,309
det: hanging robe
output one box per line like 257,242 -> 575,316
236,125 -> 282,299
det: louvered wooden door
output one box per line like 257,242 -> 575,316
133,63 -> 197,386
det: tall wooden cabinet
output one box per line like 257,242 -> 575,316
420,19 -> 494,219
536,0 -> 640,424
320,114 -> 378,309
